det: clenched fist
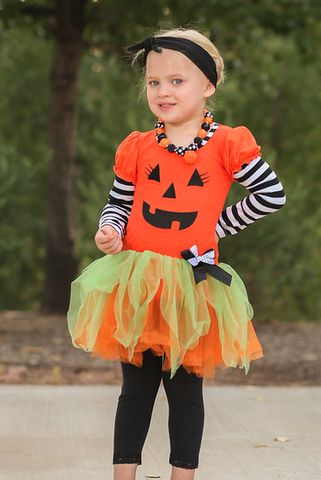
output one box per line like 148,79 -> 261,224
95,226 -> 123,255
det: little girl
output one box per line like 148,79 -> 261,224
68,28 -> 286,480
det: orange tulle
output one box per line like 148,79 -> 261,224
68,251 -> 263,378
77,294 -> 262,378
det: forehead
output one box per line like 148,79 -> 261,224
146,48 -> 201,77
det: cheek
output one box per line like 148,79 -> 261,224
147,85 -> 156,102
146,88 -> 157,114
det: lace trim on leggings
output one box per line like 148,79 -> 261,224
113,452 -> 141,465
170,454 -> 199,469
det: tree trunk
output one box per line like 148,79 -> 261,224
41,0 -> 88,313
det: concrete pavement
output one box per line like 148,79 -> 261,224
0,385 -> 320,480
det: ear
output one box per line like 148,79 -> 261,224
204,80 -> 216,98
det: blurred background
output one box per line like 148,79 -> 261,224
0,0 -> 320,323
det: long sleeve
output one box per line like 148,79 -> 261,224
216,156 -> 286,238
99,175 -> 135,237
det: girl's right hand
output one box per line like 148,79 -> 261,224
95,226 -> 123,254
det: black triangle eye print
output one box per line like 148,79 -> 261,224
187,169 -> 210,187
146,164 -> 160,182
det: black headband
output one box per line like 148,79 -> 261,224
127,36 -> 218,88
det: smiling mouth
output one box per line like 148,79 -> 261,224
159,103 -> 176,108
143,201 -> 197,230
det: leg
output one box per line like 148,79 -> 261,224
113,463 -> 138,480
163,366 -> 204,479
113,350 -> 162,479
170,466 -> 196,480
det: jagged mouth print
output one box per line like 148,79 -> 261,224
142,201 -> 197,230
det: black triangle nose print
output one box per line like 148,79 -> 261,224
163,183 -> 176,198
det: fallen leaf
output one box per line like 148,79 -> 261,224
303,353 -> 318,361
20,346 -> 44,354
53,365 -> 62,384
275,436 -> 290,442
51,355 -> 62,362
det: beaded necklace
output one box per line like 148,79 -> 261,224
155,109 -> 214,165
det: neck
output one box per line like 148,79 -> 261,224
164,115 -> 204,147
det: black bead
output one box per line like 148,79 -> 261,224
167,143 -> 176,153
194,136 -> 202,146
177,147 -> 185,156
201,122 -> 210,131
157,133 -> 166,142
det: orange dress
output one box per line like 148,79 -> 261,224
68,124 -> 263,378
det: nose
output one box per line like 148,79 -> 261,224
157,82 -> 170,97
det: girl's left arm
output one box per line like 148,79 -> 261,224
216,156 -> 286,238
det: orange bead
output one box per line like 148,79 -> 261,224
156,127 -> 165,134
205,116 -> 213,124
184,150 -> 197,164
197,129 -> 207,139
160,138 -> 170,148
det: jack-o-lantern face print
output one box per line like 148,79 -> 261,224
143,163 -> 210,230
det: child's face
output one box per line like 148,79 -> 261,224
146,49 -> 215,127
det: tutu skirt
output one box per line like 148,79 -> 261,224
67,250 -> 263,378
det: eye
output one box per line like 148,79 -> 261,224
172,79 -> 183,85
187,169 -> 210,187
146,164 -> 160,182
148,80 -> 159,86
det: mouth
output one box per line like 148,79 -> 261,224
143,201 -> 197,230
158,103 -> 176,110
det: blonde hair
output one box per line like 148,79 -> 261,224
131,27 -> 224,86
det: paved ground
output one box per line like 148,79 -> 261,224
0,385 -> 320,480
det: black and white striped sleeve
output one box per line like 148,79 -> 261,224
216,156 -> 286,238
98,175 -> 135,238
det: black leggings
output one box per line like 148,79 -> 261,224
113,349 -> 204,469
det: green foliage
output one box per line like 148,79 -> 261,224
0,0 -> 321,319
0,21 -> 51,309
213,26 -> 321,320
75,49 -> 154,269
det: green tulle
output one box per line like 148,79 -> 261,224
68,250 -> 261,378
